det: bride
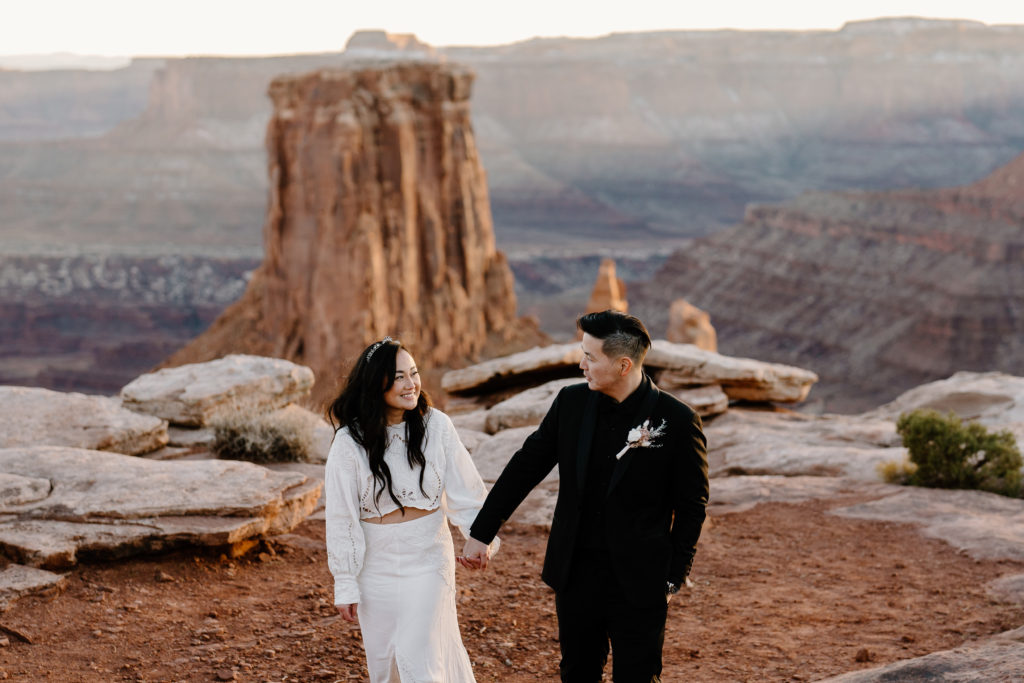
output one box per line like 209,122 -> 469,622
324,337 -> 498,681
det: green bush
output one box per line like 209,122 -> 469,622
895,409 -> 1022,497
210,405 -> 317,464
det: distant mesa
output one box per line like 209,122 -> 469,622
344,30 -> 437,59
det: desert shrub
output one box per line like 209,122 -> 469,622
210,405 -> 316,464
895,409 -> 1022,497
876,457 -> 917,485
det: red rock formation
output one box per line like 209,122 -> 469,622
666,299 -> 717,352
585,258 -> 628,315
631,151 -> 1024,412
164,62 -> 538,402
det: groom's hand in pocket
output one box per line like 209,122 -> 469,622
337,603 -> 358,623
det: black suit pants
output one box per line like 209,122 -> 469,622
555,548 -> 667,683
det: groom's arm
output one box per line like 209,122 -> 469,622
668,409 -> 709,586
468,390 -> 564,546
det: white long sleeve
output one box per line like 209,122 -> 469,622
324,433 -> 367,605
435,412 -> 500,555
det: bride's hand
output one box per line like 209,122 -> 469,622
337,603 -> 358,623
458,537 -> 491,570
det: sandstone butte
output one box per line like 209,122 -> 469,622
584,258 -> 628,315
162,62 -> 542,404
632,149 -> 1024,413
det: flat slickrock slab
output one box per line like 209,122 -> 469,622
0,386 -> 167,455
0,446 -> 322,568
120,354 -> 315,427
648,340 -> 819,403
708,475 -> 893,515
442,343 -> 582,394
706,409 -> 903,480
0,564 -> 67,610
816,625 -> 1024,683
831,487 -> 1024,562
0,473 -> 52,507
987,573 -> 1024,604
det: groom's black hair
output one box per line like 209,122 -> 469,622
576,310 -> 651,363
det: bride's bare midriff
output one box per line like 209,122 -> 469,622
362,506 -> 437,525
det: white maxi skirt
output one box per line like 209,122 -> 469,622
358,510 -> 476,683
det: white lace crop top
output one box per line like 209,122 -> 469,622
324,408 -> 498,605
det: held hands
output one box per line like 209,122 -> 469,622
458,537 -> 491,571
337,603 -> 358,623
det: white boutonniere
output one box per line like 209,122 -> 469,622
614,418 -> 667,460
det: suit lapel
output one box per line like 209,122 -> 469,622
607,376 -> 661,496
575,391 -> 599,493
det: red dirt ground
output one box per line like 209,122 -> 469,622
2,495 -> 1022,682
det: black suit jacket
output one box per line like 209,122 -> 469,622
470,376 -> 709,605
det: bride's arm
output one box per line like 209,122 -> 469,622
324,432 -> 367,610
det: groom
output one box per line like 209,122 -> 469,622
462,310 -> 709,682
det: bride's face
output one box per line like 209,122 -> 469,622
384,349 -> 421,423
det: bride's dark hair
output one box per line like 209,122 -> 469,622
328,338 -> 430,513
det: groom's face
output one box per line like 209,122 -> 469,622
580,333 -> 624,396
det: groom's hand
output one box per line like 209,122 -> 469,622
460,537 -> 490,571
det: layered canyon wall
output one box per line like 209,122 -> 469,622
631,152 -> 1024,412
0,249 -> 258,392
165,62 -> 533,402
4,19 -> 1024,252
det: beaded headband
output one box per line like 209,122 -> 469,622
365,336 -> 395,362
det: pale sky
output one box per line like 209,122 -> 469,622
5,0 -> 1024,57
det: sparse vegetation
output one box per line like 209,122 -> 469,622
210,404 -> 317,464
887,409 -> 1022,497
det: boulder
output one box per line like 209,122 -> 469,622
449,409 -> 489,434
455,428 -> 489,456
472,426 -> 557,526
865,371 -> 1024,442
667,384 -> 729,418
166,426 -> 215,448
0,446 -> 321,569
0,386 -> 168,455
816,625 -> 1024,683
442,343 -> 582,394
648,340 -> 818,403
484,378 -> 583,434
666,299 -> 717,352
0,564 -> 67,610
120,354 -> 315,427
